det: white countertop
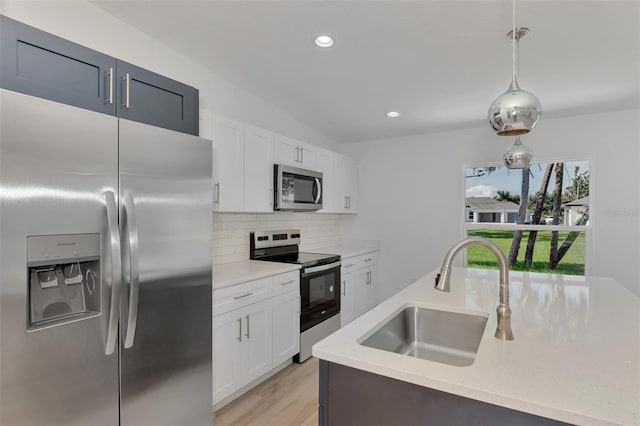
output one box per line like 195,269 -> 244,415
212,260 -> 300,290
308,240 -> 380,259
313,267 -> 640,425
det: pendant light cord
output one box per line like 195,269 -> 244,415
512,0 -> 517,86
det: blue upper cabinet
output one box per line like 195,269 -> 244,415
0,15 -> 199,136
0,15 -> 117,116
116,61 -> 199,136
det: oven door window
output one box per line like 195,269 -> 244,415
281,171 -> 321,205
301,266 -> 340,332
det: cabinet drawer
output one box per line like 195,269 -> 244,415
214,277 -> 271,316
272,271 -> 300,297
342,252 -> 378,274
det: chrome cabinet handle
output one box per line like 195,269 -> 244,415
214,182 -> 220,204
269,188 -> 274,206
234,292 -> 253,300
105,67 -> 114,105
344,263 -> 354,268
280,279 -> 296,286
237,318 -> 242,342
123,73 -> 131,109
104,191 -> 121,356
300,147 -> 304,163
294,147 -> 299,163
245,315 -> 250,338
123,191 -> 140,349
342,280 -> 346,296
364,258 -> 373,263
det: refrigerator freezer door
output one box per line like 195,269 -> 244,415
118,119 -> 213,426
0,89 -> 120,425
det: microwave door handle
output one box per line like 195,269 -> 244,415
314,178 -> 322,204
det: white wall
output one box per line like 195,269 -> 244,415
0,1 -> 339,151
341,109 -> 640,298
212,213 -> 342,264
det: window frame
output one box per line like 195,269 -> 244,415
461,158 -> 593,276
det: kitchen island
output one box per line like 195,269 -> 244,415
312,268 -> 640,425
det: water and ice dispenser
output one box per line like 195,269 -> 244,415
27,234 -> 101,330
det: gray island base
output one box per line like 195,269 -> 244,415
318,360 -> 571,426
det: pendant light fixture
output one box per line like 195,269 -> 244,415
503,136 -> 533,169
488,0 -> 541,136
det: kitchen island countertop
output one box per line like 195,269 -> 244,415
313,267 -> 640,425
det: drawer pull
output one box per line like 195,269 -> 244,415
364,258 -> 373,262
280,279 -> 296,286
234,292 -> 254,300
344,264 -> 354,268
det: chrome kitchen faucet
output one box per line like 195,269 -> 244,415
434,237 -> 514,340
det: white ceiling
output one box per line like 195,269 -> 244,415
92,1 -> 640,143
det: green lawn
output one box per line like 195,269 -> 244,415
467,229 -> 585,275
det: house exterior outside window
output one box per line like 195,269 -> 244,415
464,161 -> 591,276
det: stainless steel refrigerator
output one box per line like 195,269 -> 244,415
0,89 -> 213,425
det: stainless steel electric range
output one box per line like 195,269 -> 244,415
250,229 -> 341,363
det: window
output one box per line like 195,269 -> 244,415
464,161 -> 590,276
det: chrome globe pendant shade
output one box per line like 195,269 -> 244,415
488,0 -> 542,136
503,136 -> 534,169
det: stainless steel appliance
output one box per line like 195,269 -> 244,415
274,164 -> 323,211
250,230 -> 340,363
0,89 -> 212,425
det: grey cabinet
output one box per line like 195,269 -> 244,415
0,15 -> 199,136
116,61 -> 198,136
0,14 -> 117,116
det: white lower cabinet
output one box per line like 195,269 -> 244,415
241,300 -> 273,383
272,291 -> 300,366
213,299 -> 272,404
340,252 -> 378,327
213,271 -> 299,406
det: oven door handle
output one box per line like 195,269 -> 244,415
302,261 -> 341,275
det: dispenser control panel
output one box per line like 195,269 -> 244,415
26,233 -> 101,331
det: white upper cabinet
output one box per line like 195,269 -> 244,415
212,113 -> 244,212
334,153 -> 358,213
244,125 -> 274,212
208,110 -> 357,214
316,148 -> 335,213
274,135 -> 317,170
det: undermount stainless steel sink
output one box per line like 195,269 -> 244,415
361,306 -> 488,367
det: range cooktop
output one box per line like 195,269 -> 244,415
249,229 -> 340,268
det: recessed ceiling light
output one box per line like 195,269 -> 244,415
314,35 -> 334,48
386,111 -> 400,118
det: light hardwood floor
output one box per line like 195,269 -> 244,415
213,357 -> 319,426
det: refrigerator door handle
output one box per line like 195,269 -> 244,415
104,191 -> 122,355
123,191 -> 140,349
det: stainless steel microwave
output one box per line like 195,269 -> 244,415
274,164 -> 322,211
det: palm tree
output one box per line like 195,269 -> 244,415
494,190 -> 520,204
508,169 -> 530,266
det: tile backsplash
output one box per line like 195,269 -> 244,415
212,212 -> 342,265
